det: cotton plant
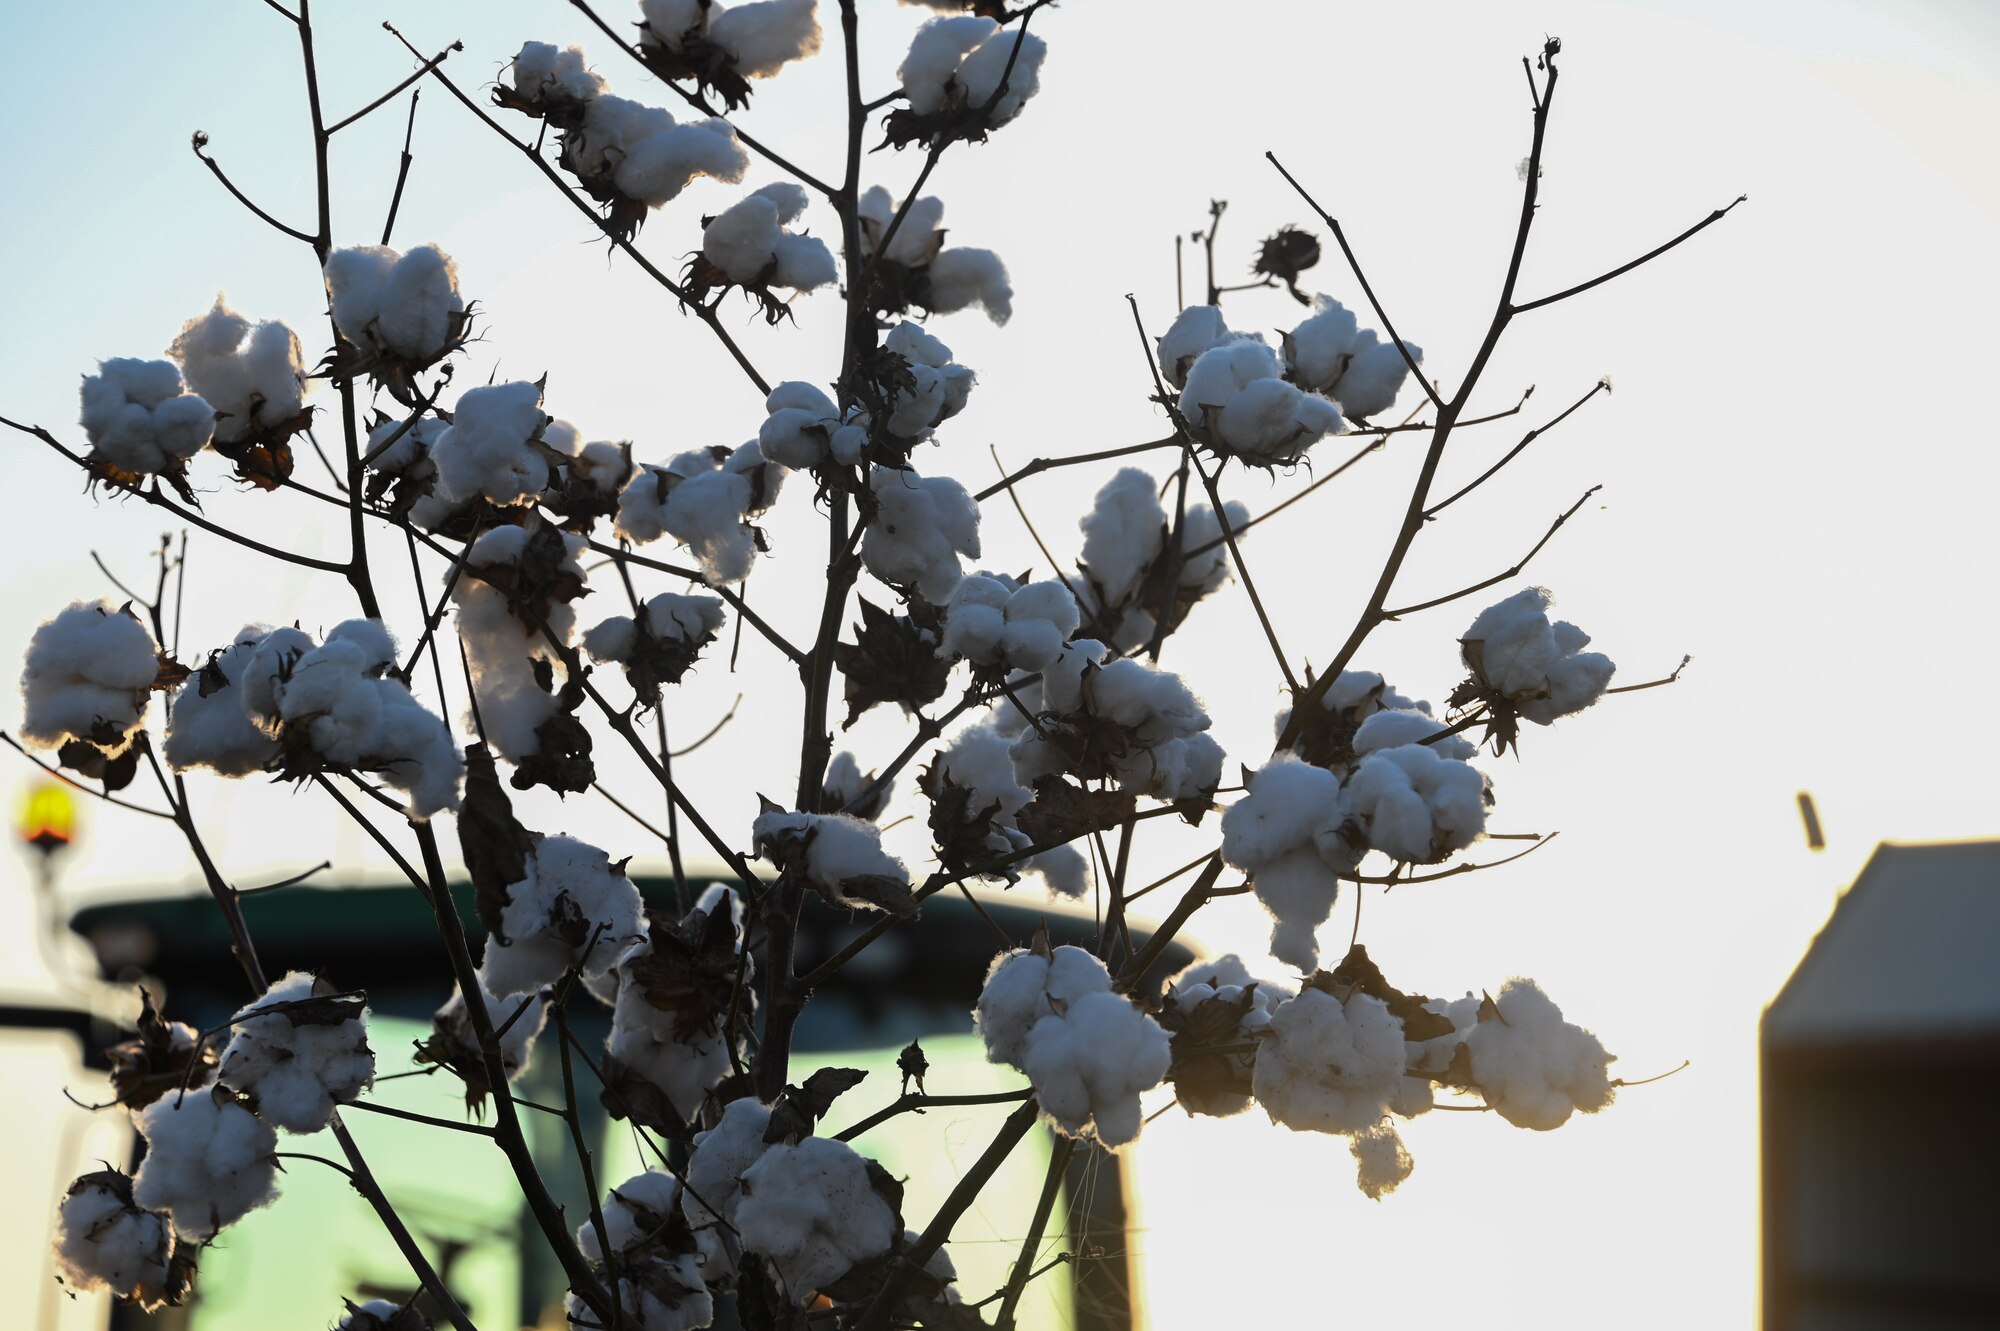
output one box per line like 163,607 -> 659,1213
857,185 -> 1013,322
20,13 -> 1709,1325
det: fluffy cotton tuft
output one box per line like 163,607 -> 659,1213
431,381 -> 553,506
861,466 -> 980,601
53,1173 -> 177,1307
1008,645 -> 1223,804
1074,467 -> 1248,650
1180,338 -> 1343,465
1340,743 -> 1488,865
167,298 -> 309,443
938,573 -> 1079,673
20,601 -> 159,752
615,446 -> 784,585
217,972 -> 373,1134
131,1088 -> 281,1241
323,244 -> 465,362
1156,306 -> 1235,389
163,627 -> 283,776
452,524 -> 588,765
567,94 -> 749,205
509,41 -> 608,108
898,16 -> 1046,127
703,182 -> 836,290
736,1135 -> 900,1300
482,836 -> 646,997
1459,979 -> 1617,1130
857,187 -> 1013,323
752,811 -> 912,910
1253,988 -> 1411,1136
1220,756 -> 1354,970
1461,588 -> 1616,724
79,358 -> 215,475
1282,295 -> 1423,420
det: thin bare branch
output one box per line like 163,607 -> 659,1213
1383,485 -> 1600,619
1514,197 -> 1747,313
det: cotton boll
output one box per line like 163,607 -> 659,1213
898,16 -> 995,113
218,972 -> 373,1134
862,466 -> 980,601
956,26 -> 1046,124
1282,295 -> 1421,419
1079,468 -> 1165,606
431,970 -> 547,1092
1341,744 -> 1488,864
53,1172 -> 177,1306
616,118 -> 750,204
859,187 -> 946,266
1460,587 -> 1615,724
1020,990 -> 1171,1147
1216,377 -> 1342,462
376,246 -> 464,361
1350,1122 -> 1414,1199
771,232 -> 837,291
452,525 -> 586,765
736,1136 -> 899,1301
168,298 -> 308,443
1030,843 -> 1088,897
1352,708 -> 1477,762
510,41 -> 607,107
323,246 -> 398,346
1332,334 -> 1422,419
1254,989 -> 1409,1135
131,1088 -> 281,1240
1462,978 -> 1617,1130
708,0 -> 823,76
1156,306 -> 1233,389
20,601 -> 159,752
752,811 -> 912,910
926,247 -> 1013,323
974,944 -> 1113,1069
666,467 -> 760,583
482,836 -> 646,997
704,192 -> 785,282
758,381 -> 842,467
79,358 -> 215,474
432,381 -> 552,506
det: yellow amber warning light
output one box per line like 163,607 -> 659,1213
19,781 -> 76,855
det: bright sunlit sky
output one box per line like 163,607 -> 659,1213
3,1 -> 1997,1327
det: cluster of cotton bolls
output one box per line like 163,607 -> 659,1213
167,298 -> 309,445
1281,294 -> 1424,420
1409,979 -> 1617,1130
892,13 -> 1047,138
568,1176 -> 712,1331
859,465 -> 981,601
924,718 -> 1088,894
481,835 -> 647,998
216,971 -> 374,1134
322,243 -> 467,374
976,945 -> 1170,1147
616,444 -> 786,585
639,0 -> 822,100
1007,639 -> 1224,804
1073,467 -> 1249,651
425,969 -> 549,1107
451,522 -> 589,767
858,186 -> 1013,322
1168,317 -> 1343,466
937,572 -> 1079,674
78,359 -> 215,481
1459,587 -> 1616,726
161,618 -> 462,819
697,182 -> 837,298
601,886 -> 753,1123
680,1098 -> 901,1304
752,809 -> 913,911
20,601 -> 161,757
1157,955 -> 1294,1118
1250,985 -> 1431,1199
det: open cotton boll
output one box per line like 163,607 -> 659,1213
1350,1122 -> 1415,1199
899,15 -> 995,113
617,118 -> 749,204
858,186 -> 946,266
482,836 -> 646,998
956,25 -> 1046,124
1340,744 -> 1488,864
578,1170 -> 684,1263
680,1094 -> 772,1280
1462,978 -> 1617,1130
926,247 -> 1013,323
1020,990 -> 1171,1147
881,319 -> 977,437
510,41 -> 607,107
217,972 -> 373,1134
131,1087 -> 280,1240
568,1258 -> 711,1331
432,381 -> 552,506
757,381 -> 843,467
54,1172 -> 177,1307
1352,708 -> 1477,762
605,906 -> 750,1121
168,298 -> 307,443
1254,988 -> 1410,1136
862,466 -> 980,602
20,601 -> 159,752
1079,468 -> 1165,608
1282,296 -> 1421,420
938,575 -> 1078,672
1156,306 -> 1235,389
708,0 -> 823,76
736,1136 -> 899,1302
323,244 -> 465,362
79,358 -> 215,475
432,969 -> 547,1091
1180,338 -> 1343,464
1461,587 -> 1616,724
452,524 -> 587,764
975,944 -> 1114,1068
1222,755 -> 1353,970
752,811 -> 913,910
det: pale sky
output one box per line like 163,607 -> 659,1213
2,1 -> 1996,1328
